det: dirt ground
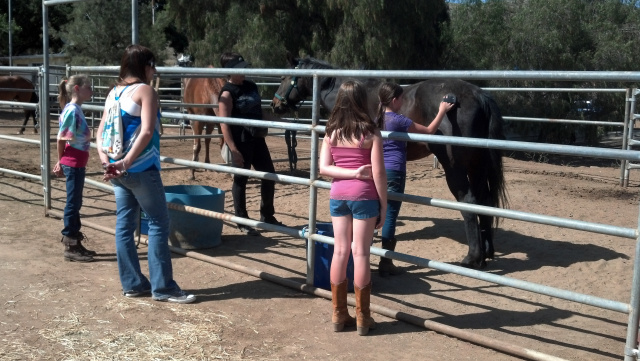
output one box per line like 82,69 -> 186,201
1,109 -> 640,361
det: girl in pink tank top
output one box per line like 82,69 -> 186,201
329,135 -> 379,200
319,80 -> 387,336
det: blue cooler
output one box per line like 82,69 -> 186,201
305,223 -> 355,291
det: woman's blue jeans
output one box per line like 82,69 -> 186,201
381,170 -> 406,243
61,165 -> 85,237
111,170 -> 181,299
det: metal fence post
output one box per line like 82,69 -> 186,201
621,88 -> 632,186
305,75 -> 321,286
624,89 -> 638,187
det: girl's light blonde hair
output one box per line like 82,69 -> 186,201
57,74 -> 90,108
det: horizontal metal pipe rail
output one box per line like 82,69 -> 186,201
0,167 -> 41,181
160,111 -> 640,162
70,65 -> 640,83
0,101 -> 37,109
0,87 -> 35,93
310,230 -> 631,313
505,116 -> 624,127
483,87 -> 627,93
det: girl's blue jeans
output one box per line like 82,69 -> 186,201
111,170 -> 182,299
381,170 -> 406,243
61,165 -> 85,237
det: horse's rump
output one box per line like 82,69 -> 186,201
404,79 -> 508,212
183,76 -> 226,117
0,76 -> 35,103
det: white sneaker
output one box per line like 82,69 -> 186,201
154,293 -> 197,304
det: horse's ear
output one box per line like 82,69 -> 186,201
286,51 -> 296,67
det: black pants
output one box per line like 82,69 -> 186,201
232,138 -> 276,220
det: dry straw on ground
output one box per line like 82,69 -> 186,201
2,296 -> 281,361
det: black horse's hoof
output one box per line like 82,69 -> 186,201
460,256 -> 487,269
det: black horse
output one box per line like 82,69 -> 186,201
271,55 -> 508,269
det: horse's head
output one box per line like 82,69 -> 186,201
271,53 -> 307,114
271,53 -> 334,114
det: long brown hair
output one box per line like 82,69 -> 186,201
117,44 -> 156,86
376,82 -> 403,129
325,80 -> 376,144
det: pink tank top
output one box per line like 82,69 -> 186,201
329,139 -> 379,201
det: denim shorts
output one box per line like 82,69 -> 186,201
329,199 -> 380,219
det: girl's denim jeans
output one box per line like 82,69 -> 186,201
61,165 -> 85,237
111,170 -> 182,299
381,169 -> 406,242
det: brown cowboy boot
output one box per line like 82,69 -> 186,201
330,280 -> 356,332
61,235 -> 94,262
379,238 -> 402,277
355,282 -> 376,336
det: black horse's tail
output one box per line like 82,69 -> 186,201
482,91 -> 509,226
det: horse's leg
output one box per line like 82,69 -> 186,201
18,111 -> 27,134
285,130 -> 298,173
443,165 -> 485,269
480,214 -> 494,260
29,110 -> 36,134
470,170 -> 495,261
203,122 -> 213,165
191,120 -> 201,180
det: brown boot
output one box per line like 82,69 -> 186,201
76,233 -> 97,256
62,235 -> 94,262
355,282 -> 376,336
378,239 -> 403,277
64,244 -> 94,262
331,280 -> 356,332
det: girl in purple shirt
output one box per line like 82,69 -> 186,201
319,80 -> 387,336
377,82 -> 454,276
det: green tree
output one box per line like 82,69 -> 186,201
441,0 -> 511,70
325,0 -> 449,69
444,0 -> 640,145
161,0 -> 449,70
444,0 -> 640,72
56,0 -> 167,66
0,0 -> 71,57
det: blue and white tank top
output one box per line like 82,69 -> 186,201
106,83 -> 162,172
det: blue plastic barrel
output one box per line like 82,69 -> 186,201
305,223 -> 355,291
164,185 -> 225,249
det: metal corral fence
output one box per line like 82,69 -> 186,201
127,73 -> 640,187
3,64 -> 640,360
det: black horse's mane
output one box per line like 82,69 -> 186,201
296,57 -> 335,70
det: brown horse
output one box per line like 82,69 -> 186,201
0,76 -> 37,134
182,73 -> 227,180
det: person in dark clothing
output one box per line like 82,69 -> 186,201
218,52 -> 284,236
